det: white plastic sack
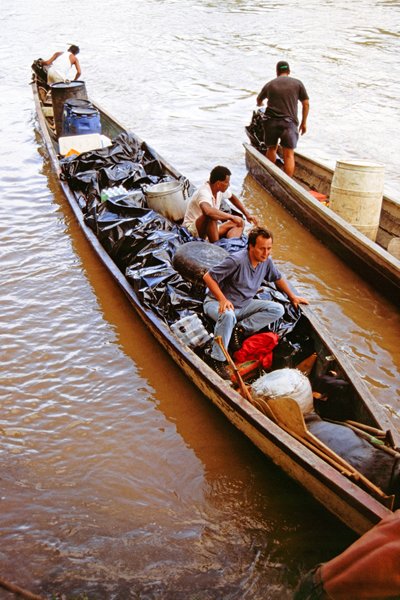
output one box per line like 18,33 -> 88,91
251,368 -> 314,415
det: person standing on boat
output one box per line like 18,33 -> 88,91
256,60 -> 309,177
42,45 -> 82,84
203,226 -> 308,379
183,165 -> 258,242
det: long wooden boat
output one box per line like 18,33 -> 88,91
244,126 -> 400,304
31,71 -> 400,536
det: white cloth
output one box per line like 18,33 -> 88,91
47,52 -> 74,83
182,181 -> 232,232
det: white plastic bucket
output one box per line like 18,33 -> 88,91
145,181 -> 187,221
329,160 -> 385,241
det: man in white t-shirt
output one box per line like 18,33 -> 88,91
183,165 -> 258,242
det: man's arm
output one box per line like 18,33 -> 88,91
320,510 -> 400,599
203,272 -> 234,314
299,99 -> 309,135
200,201 -> 243,228
256,93 -> 266,107
72,56 -> 81,80
228,194 -> 259,226
256,83 -> 268,107
275,278 -> 308,309
42,52 -> 62,66
300,510 -> 400,600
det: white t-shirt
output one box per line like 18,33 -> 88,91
183,181 -> 232,229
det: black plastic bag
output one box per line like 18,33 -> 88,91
245,109 -> 269,153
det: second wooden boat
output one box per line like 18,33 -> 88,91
244,113 -> 400,304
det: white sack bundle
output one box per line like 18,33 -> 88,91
250,368 -> 314,415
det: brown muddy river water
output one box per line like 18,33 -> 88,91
0,1 -> 399,598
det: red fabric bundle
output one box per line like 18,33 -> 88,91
234,332 -> 279,369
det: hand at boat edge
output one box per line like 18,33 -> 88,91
246,213 -> 259,226
290,295 -> 309,309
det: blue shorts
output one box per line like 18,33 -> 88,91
263,118 -> 299,150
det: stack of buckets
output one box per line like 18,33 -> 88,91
50,81 -> 101,138
62,98 -> 101,137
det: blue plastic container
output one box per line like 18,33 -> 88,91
64,104 -> 101,136
62,98 -> 92,135
51,81 -> 88,138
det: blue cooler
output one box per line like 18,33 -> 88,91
63,104 -> 101,136
62,98 -> 93,135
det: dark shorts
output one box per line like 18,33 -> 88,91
263,117 -> 299,149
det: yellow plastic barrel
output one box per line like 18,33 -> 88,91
329,160 -> 385,241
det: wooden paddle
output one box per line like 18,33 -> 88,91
215,336 -> 252,400
268,396 -> 394,507
266,398 -> 355,476
295,352 -> 317,376
215,336 -> 278,423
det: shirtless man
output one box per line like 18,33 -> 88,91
42,45 -> 82,84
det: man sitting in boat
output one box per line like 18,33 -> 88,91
182,165 -> 258,242
202,226 -> 308,379
256,60 -> 309,177
41,45 -> 82,84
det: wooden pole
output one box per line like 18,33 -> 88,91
268,397 -> 394,508
0,576 -> 45,600
214,336 -> 277,423
344,420 -> 386,438
214,336 -> 252,402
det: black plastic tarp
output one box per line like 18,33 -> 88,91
84,196 -> 300,337
60,132 -> 165,201
62,130 -> 300,336
245,109 -> 269,154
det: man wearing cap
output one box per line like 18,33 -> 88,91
256,61 -> 309,177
